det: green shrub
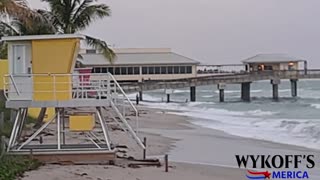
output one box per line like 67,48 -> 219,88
0,101 -> 42,180
0,155 -> 42,180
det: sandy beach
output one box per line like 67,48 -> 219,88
21,106 -> 320,180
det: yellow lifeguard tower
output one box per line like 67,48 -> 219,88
2,34 -> 144,163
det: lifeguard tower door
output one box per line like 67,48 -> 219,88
10,44 -> 32,100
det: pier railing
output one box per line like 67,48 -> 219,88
120,69 -> 320,92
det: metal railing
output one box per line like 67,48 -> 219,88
107,74 -> 139,133
3,72 -> 142,141
3,73 -> 114,101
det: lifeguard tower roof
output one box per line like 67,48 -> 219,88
242,54 -> 304,64
1,34 -> 85,41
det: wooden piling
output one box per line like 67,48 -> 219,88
290,79 -> 298,97
271,79 -> 280,100
164,154 -> 168,172
190,86 -> 196,102
143,137 -> 147,160
218,83 -> 226,102
219,89 -> 224,102
139,91 -> 143,101
241,82 -> 251,102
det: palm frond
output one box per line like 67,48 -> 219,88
85,35 -> 116,62
36,9 -> 61,33
71,1 -> 111,32
0,0 -> 40,20
0,20 -> 18,36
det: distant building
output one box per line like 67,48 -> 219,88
78,48 -> 200,82
242,54 -> 307,72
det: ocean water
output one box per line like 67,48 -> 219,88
129,79 -> 320,150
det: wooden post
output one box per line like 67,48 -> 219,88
166,94 -> 170,103
39,136 -> 43,144
164,154 -> 169,172
143,137 -> 147,160
136,94 -> 139,105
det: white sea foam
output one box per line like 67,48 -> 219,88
127,93 -> 162,101
251,90 -> 263,93
143,101 -> 320,150
201,95 -> 214,98
214,90 -> 240,94
279,89 -> 291,92
246,109 -> 278,116
213,89 -> 263,94
311,104 -> 320,109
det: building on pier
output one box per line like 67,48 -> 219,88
242,54 -> 307,72
77,48 -> 200,82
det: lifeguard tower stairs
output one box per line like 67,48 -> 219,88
2,34 -> 145,163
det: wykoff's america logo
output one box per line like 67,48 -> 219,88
235,155 -> 315,179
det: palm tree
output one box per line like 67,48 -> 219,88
41,0 -> 116,61
0,0 -> 44,28
0,0 -> 51,58
0,0 -> 33,18
0,0 -> 115,61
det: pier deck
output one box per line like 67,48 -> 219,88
122,70 -> 320,92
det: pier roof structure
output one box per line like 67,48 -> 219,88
242,54 -> 305,63
78,48 -> 200,66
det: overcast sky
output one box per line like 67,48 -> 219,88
29,0 -> 320,67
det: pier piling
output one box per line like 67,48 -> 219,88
139,91 -> 143,101
290,79 -> 298,97
241,82 -> 251,102
190,86 -> 196,102
218,83 -> 226,102
271,79 -> 280,100
167,94 -> 170,103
